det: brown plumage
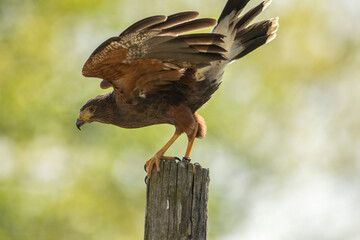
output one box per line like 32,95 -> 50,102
76,0 -> 279,179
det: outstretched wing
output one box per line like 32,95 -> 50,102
82,12 -> 226,103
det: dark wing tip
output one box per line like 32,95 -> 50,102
160,18 -> 217,36
120,15 -> 167,36
167,11 -> 199,20
150,11 -> 200,30
218,0 -> 251,22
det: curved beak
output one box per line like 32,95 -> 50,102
76,118 -> 84,130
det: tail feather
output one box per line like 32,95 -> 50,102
236,20 -> 270,43
233,17 -> 279,59
235,33 -> 273,59
196,0 -> 278,82
213,0 -> 278,61
218,0 -> 250,23
235,0 -> 272,29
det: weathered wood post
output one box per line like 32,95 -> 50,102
144,160 -> 210,240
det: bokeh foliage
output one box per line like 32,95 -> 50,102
1,0 -> 360,239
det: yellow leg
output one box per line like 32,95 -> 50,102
145,132 -> 181,179
183,124 -> 198,160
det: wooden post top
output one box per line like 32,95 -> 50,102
144,160 -> 210,240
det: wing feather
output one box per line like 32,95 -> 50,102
82,12 -> 227,104
120,15 -> 167,36
150,11 -> 199,30
159,18 -> 217,36
177,33 -> 225,45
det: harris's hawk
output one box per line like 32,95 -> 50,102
76,0 -> 279,179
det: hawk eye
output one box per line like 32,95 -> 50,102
88,106 -> 96,113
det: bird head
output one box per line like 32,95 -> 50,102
76,102 -> 98,130
76,92 -> 113,130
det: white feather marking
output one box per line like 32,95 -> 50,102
266,33 -> 277,44
163,62 -> 180,70
229,43 -> 244,60
195,61 -> 226,82
198,11 -> 238,82
263,0 -> 272,10
139,91 -> 146,98
267,17 -> 279,34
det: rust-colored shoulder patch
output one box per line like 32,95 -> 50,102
82,41 -> 128,78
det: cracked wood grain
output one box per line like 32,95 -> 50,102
144,160 -> 210,240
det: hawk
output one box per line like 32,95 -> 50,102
76,0 -> 279,179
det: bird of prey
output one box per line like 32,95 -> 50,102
76,0 -> 279,179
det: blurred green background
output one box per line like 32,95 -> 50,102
1,0 -> 360,239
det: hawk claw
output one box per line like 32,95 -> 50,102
144,155 -> 188,181
144,163 -> 148,172
182,157 -> 191,163
144,154 -> 161,179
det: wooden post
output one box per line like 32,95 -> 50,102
144,160 -> 210,240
